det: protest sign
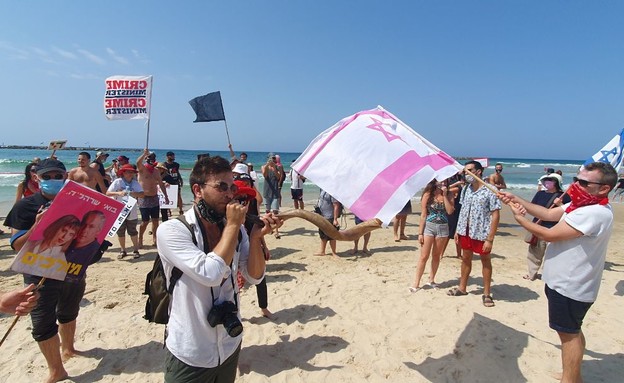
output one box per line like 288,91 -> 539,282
11,181 -> 124,282
158,185 -> 178,209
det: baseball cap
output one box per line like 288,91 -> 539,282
36,158 -> 66,175
96,151 -> 109,157
166,151 -> 175,156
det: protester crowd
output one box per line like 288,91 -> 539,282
1,148 -> 619,383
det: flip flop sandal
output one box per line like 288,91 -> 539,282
482,295 -> 495,307
447,287 -> 468,296
117,251 -> 127,260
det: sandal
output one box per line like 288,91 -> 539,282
117,250 -> 127,260
447,287 -> 468,296
408,286 -> 421,293
482,294 -> 495,307
133,250 -> 141,259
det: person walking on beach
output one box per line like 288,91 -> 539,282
487,162 -> 507,190
314,189 -> 341,257
14,162 -> 40,204
3,158 -> 86,383
522,173 -> 570,281
501,162 -> 616,383
107,164 -> 144,259
90,151 -> 111,191
289,161 -> 305,210
262,152 -> 283,238
68,151 -> 108,193
411,179 -> 455,292
447,160 -> 501,308
156,155 -> 281,382
136,149 -> 169,248
164,151 -> 184,215
392,201 -> 412,242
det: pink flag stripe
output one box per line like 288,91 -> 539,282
297,109 -> 395,173
350,150 -> 456,219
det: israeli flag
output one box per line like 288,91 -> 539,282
584,128 -> 624,172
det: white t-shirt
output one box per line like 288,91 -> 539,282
543,203 -> 613,302
290,169 -> 304,189
109,178 -> 143,221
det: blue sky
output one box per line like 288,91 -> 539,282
1,1 -> 623,160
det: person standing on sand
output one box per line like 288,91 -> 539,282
314,189 -> 341,258
447,160 -> 501,308
4,158 -> 85,383
501,162 -> 616,383
156,155 -> 281,382
487,162 -> 507,190
68,151 -> 108,193
136,149 -> 169,248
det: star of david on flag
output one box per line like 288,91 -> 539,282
292,106 -> 461,226
584,128 -> 624,172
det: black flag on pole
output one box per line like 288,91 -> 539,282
189,91 -> 226,122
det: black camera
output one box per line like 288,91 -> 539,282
207,301 -> 243,337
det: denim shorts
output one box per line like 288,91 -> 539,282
423,221 -> 449,237
545,284 -> 593,334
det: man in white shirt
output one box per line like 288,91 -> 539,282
156,155 -> 282,382
289,161 -> 305,210
501,161 -> 617,383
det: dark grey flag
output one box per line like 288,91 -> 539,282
189,91 -> 226,122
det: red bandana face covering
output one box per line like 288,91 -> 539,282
144,163 -> 155,174
565,182 -> 609,213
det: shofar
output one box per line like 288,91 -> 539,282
276,209 -> 382,241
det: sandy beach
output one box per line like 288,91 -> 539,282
1,198 -> 623,382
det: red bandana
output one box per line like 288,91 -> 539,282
565,182 -> 609,213
144,163 -> 156,174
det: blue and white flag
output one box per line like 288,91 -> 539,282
584,128 -> 624,172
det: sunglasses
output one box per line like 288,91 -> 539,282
41,173 -> 64,181
205,181 -> 238,193
573,176 -> 606,187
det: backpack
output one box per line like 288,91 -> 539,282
142,216 -> 194,324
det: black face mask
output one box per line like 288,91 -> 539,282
196,199 -> 224,225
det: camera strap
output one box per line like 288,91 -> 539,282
195,208 -> 239,310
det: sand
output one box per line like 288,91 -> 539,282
1,199 -> 623,382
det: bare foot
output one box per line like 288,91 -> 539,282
400,234 -> 408,240
45,370 -> 69,383
362,248 -> 370,254
61,348 -> 83,362
313,253 -> 325,256
331,253 -> 340,258
261,308 -> 273,319
350,248 -> 358,254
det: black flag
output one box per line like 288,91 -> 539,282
189,91 -> 226,122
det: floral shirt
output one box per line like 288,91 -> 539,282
457,184 -> 501,241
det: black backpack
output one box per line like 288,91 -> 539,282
143,216 -> 195,324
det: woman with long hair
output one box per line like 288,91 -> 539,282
410,178 -> 455,292
15,162 -> 40,204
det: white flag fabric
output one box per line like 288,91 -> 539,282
292,106 -> 461,226
104,75 -> 153,120
584,128 -> 624,172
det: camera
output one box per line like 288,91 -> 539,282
207,301 -> 243,337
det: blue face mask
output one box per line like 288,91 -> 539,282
39,179 -> 65,195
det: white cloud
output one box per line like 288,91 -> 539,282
51,46 -> 77,60
77,49 -> 106,65
0,41 -> 30,60
106,47 -> 129,65
131,48 -> 151,64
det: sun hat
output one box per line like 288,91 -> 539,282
233,163 -> 249,174
539,173 -> 563,186
36,158 -> 66,175
96,151 -> 109,157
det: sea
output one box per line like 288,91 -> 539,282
0,147 -> 584,217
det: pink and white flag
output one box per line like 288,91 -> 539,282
292,106 -> 461,226
104,75 -> 153,120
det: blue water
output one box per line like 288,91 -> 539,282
0,148 -> 584,216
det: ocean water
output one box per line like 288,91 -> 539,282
0,147 -> 583,216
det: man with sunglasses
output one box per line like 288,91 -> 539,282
156,156 -> 282,382
501,162 -> 617,383
136,148 -> 169,248
3,158 -> 85,383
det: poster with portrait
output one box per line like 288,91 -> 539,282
10,181 -> 124,282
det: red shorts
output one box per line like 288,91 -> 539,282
458,234 -> 491,255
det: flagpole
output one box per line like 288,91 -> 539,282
145,76 -> 154,149
145,119 -> 150,149
224,119 -> 231,147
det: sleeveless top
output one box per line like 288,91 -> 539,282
22,180 -> 40,198
426,201 -> 448,224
